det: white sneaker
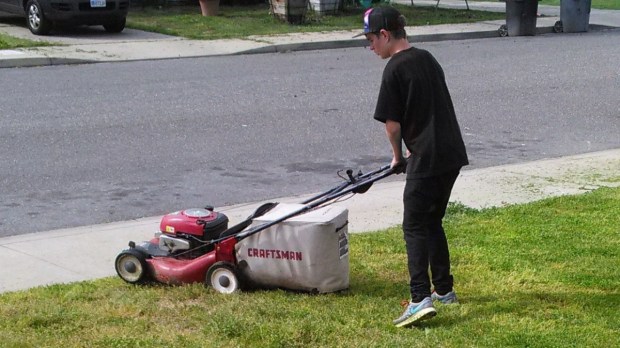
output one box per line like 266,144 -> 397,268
431,290 -> 458,304
393,297 -> 437,328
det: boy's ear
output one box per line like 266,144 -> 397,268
380,29 -> 390,40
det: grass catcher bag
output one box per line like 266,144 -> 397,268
235,203 -> 349,293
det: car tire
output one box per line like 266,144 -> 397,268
103,17 -> 126,33
26,0 -> 52,35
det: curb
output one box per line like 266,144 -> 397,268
226,25 -> 566,56
0,56 -> 93,68
240,30 -> 503,55
163,23 -> 616,57
0,25 -> 568,68
2,24 -> 617,68
3,29 -> 495,67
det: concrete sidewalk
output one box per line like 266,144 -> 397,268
1,149 -> 619,294
1,0 -> 618,68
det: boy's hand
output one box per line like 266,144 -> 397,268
391,156 -> 407,174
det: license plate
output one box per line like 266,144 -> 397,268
90,0 -> 106,7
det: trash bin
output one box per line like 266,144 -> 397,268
559,0 -> 592,32
503,0 -> 539,36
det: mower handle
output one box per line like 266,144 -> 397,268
197,164 -> 394,248
218,202 -> 278,239
300,164 -> 391,205
232,164 -> 395,241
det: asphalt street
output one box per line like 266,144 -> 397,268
1,29 -> 619,237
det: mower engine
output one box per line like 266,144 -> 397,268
156,207 -> 229,257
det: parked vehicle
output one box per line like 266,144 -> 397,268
0,0 -> 129,35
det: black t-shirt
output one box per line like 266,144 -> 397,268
374,47 -> 469,179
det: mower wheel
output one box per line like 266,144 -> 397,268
115,249 -> 149,284
206,262 -> 240,294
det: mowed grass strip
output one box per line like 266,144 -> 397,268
0,34 -> 56,50
1,187 -> 618,347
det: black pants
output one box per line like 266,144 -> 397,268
403,168 -> 460,302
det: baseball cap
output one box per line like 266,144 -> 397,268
353,6 -> 403,38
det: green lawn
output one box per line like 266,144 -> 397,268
542,0 -> 618,10
0,4 -> 505,49
126,3 -> 505,40
0,29 -> 56,50
1,187 -> 618,347
485,0 -> 619,10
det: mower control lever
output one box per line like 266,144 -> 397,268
346,169 -> 356,183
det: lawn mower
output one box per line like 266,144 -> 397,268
115,164 -> 395,294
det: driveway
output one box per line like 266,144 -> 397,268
0,10 -> 177,45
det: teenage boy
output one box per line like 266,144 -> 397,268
357,6 -> 469,328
